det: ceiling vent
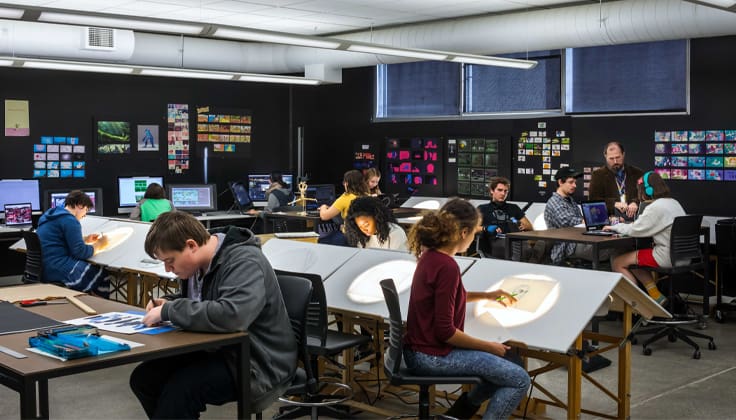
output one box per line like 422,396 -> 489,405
84,27 -> 115,50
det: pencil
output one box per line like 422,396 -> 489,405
496,293 -> 519,302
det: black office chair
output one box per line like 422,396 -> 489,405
713,218 -> 736,323
380,279 -> 483,420
628,214 -> 716,359
21,230 -> 44,284
275,271 -> 365,419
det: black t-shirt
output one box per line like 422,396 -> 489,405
478,201 -> 526,235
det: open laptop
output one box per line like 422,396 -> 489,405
581,201 -> 614,236
3,202 -> 33,229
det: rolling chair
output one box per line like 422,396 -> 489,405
21,230 -> 44,284
628,214 -> 716,359
380,279 -> 483,420
275,271 -> 367,419
713,218 -> 736,322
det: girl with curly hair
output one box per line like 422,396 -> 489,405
344,196 -> 408,251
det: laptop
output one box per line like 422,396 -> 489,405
581,201 -> 614,236
3,202 -> 33,229
228,181 -> 254,214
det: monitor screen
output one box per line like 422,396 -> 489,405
167,184 -> 217,213
45,188 -> 103,215
117,176 -> 164,213
0,179 -> 41,211
229,181 -> 253,211
304,184 -> 336,210
4,203 -> 33,226
247,173 -> 293,206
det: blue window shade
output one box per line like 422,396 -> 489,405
465,54 -> 561,113
376,61 -> 460,118
566,40 -> 687,113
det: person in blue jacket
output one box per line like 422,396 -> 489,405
36,190 -> 111,297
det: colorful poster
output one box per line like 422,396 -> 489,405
167,104 -> 190,173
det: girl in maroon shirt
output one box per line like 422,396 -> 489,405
404,198 -> 530,419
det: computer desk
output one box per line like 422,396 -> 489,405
195,212 -> 256,229
0,287 -> 250,419
504,225 -> 712,316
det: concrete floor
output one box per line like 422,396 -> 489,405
2,274 -> 735,419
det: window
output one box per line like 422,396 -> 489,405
465,52 -> 561,113
565,40 -> 688,114
376,61 -> 460,118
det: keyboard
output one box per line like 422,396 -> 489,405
582,230 -> 614,236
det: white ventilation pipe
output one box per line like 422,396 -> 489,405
2,0 -> 736,75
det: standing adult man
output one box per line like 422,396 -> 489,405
589,141 -> 644,221
130,211 -> 297,419
477,177 -> 533,259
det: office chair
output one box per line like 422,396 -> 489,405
21,230 -> 44,284
380,279 -> 483,420
713,218 -> 736,323
275,271 -> 363,419
628,214 -> 716,359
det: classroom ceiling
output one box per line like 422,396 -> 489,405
1,0 -> 736,80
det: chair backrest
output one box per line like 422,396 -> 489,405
22,230 -> 43,284
275,270 -> 328,348
669,214 -> 704,264
715,218 -> 736,262
379,278 -> 404,377
276,273 -> 315,383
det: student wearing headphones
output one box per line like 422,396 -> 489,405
603,171 -> 686,305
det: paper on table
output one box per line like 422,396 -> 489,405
65,311 -> 174,335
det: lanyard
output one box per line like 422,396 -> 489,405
615,172 -> 626,198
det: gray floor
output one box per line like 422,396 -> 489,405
2,273 -> 735,419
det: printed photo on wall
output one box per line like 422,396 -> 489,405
137,125 -> 159,151
96,121 -> 131,154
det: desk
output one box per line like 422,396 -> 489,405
196,213 -> 256,229
0,286 -> 250,419
504,227 -> 637,269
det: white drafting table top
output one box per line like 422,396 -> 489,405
400,196 -> 448,210
461,258 -> 622,352
261,238 -> 359,280
323,247 -> 476,317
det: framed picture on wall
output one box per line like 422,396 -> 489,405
96,120 -> 131,155
137,124 -> 159,152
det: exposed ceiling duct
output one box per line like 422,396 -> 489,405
1,0 -> 736,77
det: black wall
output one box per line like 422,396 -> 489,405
2,35 -> 736,217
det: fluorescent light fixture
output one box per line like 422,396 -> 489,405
0,7 -> 24,19
22,60 -> 133,74
139,68 -> 234,80
39,12 -> 204,35
214,28 -> 342,49
237,74 -> 320,85
347,44 -> 448,61
450,55 -> 537,70
0,59 -> 15,66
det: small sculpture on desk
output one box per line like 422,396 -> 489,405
288,180 -> 317,216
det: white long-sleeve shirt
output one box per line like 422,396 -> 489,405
610,197 -> 685,267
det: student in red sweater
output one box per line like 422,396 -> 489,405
404,198 -> 530,419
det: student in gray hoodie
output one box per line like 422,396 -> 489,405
129,211 -> 297,418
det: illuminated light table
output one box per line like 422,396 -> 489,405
261,238 -> 359,281
461,258 -> 669,419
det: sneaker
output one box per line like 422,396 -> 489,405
655,294 -> 668,307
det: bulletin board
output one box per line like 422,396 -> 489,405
195,105 -> 252,159
384,137 -> 442,197
455,137 -> 501,198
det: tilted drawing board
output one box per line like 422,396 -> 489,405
400,196 -> 449,210
323,247 -> 476,317
461,258 -> 669,353
261,238 -> 359,281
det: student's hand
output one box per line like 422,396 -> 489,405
486,342 -> 510,357
486,290 -> 517,307
142,304 -> 163,326
92,234 -> 109,253
84,233 -> 100,244
626,202 -> 638,218
146,298 -> 164,311
247,209 -> 260,215
602,225 -> 613,231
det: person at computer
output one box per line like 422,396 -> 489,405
545,167 -> 615,265
602,171 -> 685,305
344,196 -> 408,251
130,211 -> 297,419
36,190 -> 112,297
364,167 -> 382,196
247,172 -> 292,215
129,183 -> 174,222
403,198 -> 530,420
318,169 -> 369,221
589,141 -> 644,222
477,176 -> 535,260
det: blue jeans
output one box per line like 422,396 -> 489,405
404,348 -> 530,420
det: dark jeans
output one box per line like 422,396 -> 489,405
129,351 -> 235,419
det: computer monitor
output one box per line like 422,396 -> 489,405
117,176 -> 164,214
3,203 -> 33,227
247,173 -> 293,207
304,184 -> 336,210
45,188 -> 104,215
0,179 -> 41,213
167,184 -> 217,214
229,181 -> 253,212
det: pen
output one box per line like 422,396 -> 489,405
149,290 -> 160,307
496,293 -> 519,302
